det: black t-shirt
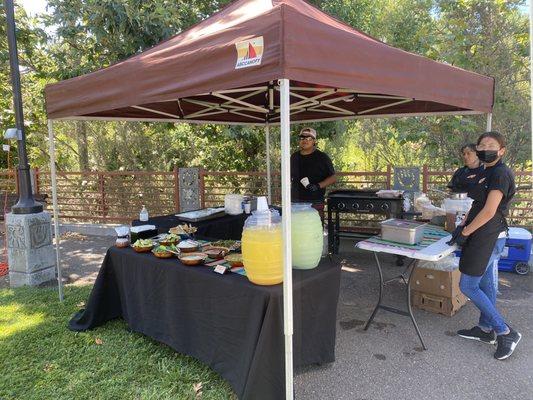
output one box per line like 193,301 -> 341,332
466,160 -> 516,223
291,149 -> 335,202
447,165 -> 484,196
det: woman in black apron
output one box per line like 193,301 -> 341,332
448,132 -> 521,360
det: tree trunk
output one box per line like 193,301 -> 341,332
76,121 -> 89,171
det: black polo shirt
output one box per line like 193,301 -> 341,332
466,160 -> 516,223
447,165 -> 484,196
290,149 -> 335,203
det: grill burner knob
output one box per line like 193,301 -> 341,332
365,203 -> 374,211
381,203 -> 390,211
337,202 -> 346,210
351,203 -> 360,210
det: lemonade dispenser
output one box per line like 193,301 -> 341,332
241,197 -> 283,285
291,203 -> 323,269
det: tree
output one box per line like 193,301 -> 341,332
0,0 -> 529,174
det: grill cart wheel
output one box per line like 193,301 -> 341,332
514,262 -> 530,275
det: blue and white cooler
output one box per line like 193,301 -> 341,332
498,227 -> 532,275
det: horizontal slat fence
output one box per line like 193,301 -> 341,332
0,166 -> 530,229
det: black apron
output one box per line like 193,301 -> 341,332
459,165 -> 508,277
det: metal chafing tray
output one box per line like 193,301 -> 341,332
175,207 -> 226,222
380,219 -> 426,245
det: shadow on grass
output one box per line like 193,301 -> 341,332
0,285 -> 235,400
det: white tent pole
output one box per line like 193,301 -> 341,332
486,113 -> 492,131
265,123 -> 272,204
47,120 -> 63,302
279,78 -> 293,400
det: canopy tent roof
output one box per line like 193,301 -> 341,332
44,0 -> 494,124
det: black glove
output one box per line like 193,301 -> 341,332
306,183 -> 320,192
455,232 -> 469,247
447,225 -> 467,246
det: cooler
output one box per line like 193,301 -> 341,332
454,227 -> 532,275
498,227 -> 532,275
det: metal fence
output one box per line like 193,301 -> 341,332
0,166 -> 531,229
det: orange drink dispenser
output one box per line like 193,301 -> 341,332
241,197 -> 283,285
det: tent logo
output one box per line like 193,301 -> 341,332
235,37 -> 264,69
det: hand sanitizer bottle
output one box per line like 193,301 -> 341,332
139,205 -> 149,222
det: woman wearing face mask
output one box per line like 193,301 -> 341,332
447,143 -> 483,196
448,131 -> 520,360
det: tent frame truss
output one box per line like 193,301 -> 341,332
59,83 -> 484,126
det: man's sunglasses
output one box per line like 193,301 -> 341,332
298,135 -> 314,141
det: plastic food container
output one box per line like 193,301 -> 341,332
225,194 -> 244,215
443,195 -> 473,232
380,219 -> 427,245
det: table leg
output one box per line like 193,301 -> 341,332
328,206 -> 334,254
407,262 -> 427,350
364,252 -> 384,330
334,211 -> 340,254
364,254 -> 427,350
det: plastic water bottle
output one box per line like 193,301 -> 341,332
139,205 -> 149,222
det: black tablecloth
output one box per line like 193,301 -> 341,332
69,247 -> 341,400
132,213 -> 247,240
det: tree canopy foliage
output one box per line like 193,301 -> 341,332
0,0 -> 530,172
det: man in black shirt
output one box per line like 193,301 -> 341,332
290,127 -> 336,220
447,143 -> 483,196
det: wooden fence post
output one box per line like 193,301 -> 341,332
98,172 -> 106,221
173,166 -> 180,212
422,165 -> 428,193
386,165 -> 392,189
199,169 -> 205,209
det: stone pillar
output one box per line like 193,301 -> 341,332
178,167 -> 201,212
6,211 -> 56,287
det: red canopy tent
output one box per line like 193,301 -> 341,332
45,0 -> 493,123
44,1 -> 494,398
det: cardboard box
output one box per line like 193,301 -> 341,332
411,290 -> 468,317
411,265 -> 462,298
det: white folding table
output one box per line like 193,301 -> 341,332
355,226 -> 456,349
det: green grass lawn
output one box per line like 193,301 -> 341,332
0,285 -> 235,400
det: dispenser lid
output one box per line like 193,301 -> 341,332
291,203 -> 313,212
257,196 -> 269,211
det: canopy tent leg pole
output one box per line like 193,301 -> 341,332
279,78 -> 293,400
47,120 -> 63,302
265,123 -> 272,204
486,113 -> 492,131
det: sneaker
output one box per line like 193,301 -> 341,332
457,326 -> 496,344
494,328 -> 522,360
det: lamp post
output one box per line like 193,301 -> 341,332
3,0 -> 43,214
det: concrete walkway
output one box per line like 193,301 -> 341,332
1,232 -> 531,399
295,241 -> 533,400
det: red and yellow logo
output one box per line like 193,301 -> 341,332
235,37 -> 264,69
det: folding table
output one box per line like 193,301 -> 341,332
355,226 -> 456,349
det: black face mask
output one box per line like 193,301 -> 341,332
476,150 -> 499,163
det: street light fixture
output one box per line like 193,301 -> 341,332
3,0 -> 43,214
